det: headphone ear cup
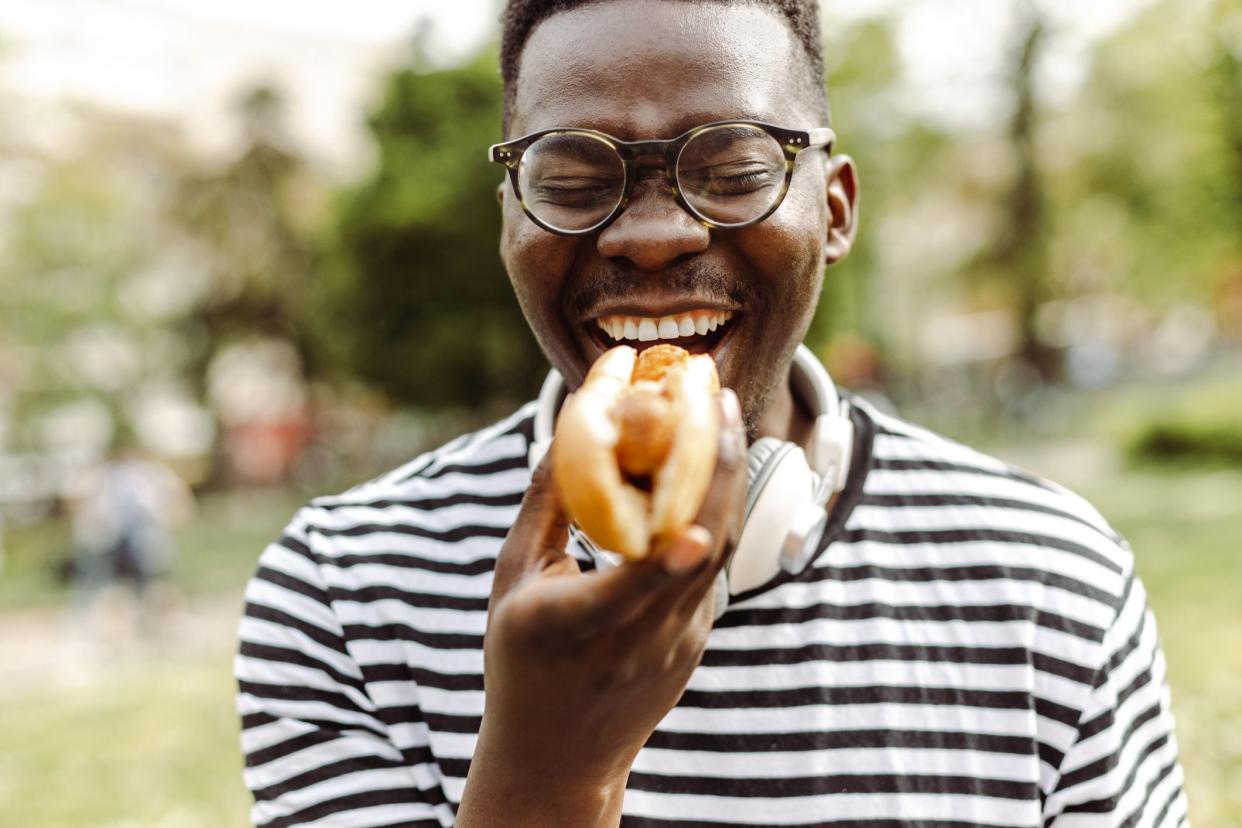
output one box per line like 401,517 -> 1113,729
744,437 -> 790,520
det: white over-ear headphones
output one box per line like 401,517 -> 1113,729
529,344 -> 853,613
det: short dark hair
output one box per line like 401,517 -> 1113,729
498,0 -> 830,133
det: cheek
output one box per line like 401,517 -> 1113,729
502,204 -> 568,320
501,200 -> 587,380
743,190 -> 827,320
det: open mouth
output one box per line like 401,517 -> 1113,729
587,309 -> 737,357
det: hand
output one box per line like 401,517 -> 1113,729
456,389 -> 747,827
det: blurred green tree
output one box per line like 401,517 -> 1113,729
318,52 -> 545,411
172,85 -> 324,394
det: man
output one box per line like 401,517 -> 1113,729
236,1 -> 1188,826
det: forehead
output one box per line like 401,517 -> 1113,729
512,0 -> 807,138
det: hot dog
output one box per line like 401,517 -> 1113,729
552,344 -> 719,560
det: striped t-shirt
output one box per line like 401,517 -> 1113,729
235,395 -> 1187,827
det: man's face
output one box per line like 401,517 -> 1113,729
502,0 -> 848,433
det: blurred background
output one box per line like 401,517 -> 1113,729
0,0 -> 1238,825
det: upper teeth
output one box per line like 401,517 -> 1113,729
596,310 -> 734,342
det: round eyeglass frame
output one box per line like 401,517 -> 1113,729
488,120 -> 835,236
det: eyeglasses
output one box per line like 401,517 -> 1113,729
489,120 -> 834,236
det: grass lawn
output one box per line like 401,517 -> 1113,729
0,649 -> 252,828
0,410 -> 1238,825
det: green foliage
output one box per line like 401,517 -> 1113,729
1048,0 -> 1242,306
1126,377 -> 1242,466
320,53 -> 545,410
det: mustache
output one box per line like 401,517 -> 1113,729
566,260 -> 755,318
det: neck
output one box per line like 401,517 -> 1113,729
754,360 -> 845,513
755,368 -> 816,453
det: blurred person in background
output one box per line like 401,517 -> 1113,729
65,429 -> 194,641
235,0 -> 1189,825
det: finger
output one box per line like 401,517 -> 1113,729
636,391 -> 748,626
695,388 -> 748,571
531,542 -> 698,640
491,453 -> 571,605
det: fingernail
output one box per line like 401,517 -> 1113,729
722,388 -> 742,425
664,526 -> 712,575
720,389 -> 745,466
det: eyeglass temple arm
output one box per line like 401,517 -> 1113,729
806,128 -> 835,150
488,144 -> 517,164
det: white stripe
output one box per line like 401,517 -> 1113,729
305,499 -> 519,536
333,600 -> 487,634
810,536 -> 1127,600
710,614 -> 1102,671
622,788 -> 1040,826
634,745 -> 1040,781
732,575 -> 1112,633
658,701 -> 1040,737
349,638 -> 483,674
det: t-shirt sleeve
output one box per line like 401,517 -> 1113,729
235,510 -> 447,827
1043,568 -> 1189,826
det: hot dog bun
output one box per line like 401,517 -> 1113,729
552,344 -> 719,560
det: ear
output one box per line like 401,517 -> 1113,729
822,154 -> 859,265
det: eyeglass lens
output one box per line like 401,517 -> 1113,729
517,124 -> 787,232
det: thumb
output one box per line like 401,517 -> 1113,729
491,453 -> 571,604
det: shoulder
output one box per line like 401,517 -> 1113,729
324,401 -> 538,507
266,402 -> 537,574
850,397 -> 1136,618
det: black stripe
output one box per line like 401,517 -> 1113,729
1032,650 -> 1098,685
859,492 -> 1114,540
421,453 -> 528,480
1078,643 -> 1157,743
1061,700 -> 1164,791
243,601 -> 350,656
246,728 -> 340,768
627,769 -> 1038,800
239,640 -> 366,696
688,682 -> 1076,727
1118,746 -> 1177,828
260,786 -> 442,828
345,621 -> 484,651
1034,694 -> 1080,727
1059,732 -> 1172,814
335,587 -> 489,613
718,600 -> 1106,644
870,455 -> 1052,490
308,520 -> 509,543
701,638 -> 1090,680
1038,740 -> 1065,774
435,727 -> 1037,780
274,533 -> 316,562
1094,577 -> 1142,682
327,550 -> 499,576
356,632 -> 1093,689
237,679 -> 386,736
253,754 -> 449,808
1147,774 -> 1185,828
362,663 -> 484,692
311,490 -> 524,513
622,817 -> 1015,828
789,560 -> 1118,608
241,711 -> 278,730
241,711 -> 390,742
842,526 -> 1124,576
254,564 -> 332,606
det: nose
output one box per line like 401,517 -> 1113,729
596,180 -> 710,271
